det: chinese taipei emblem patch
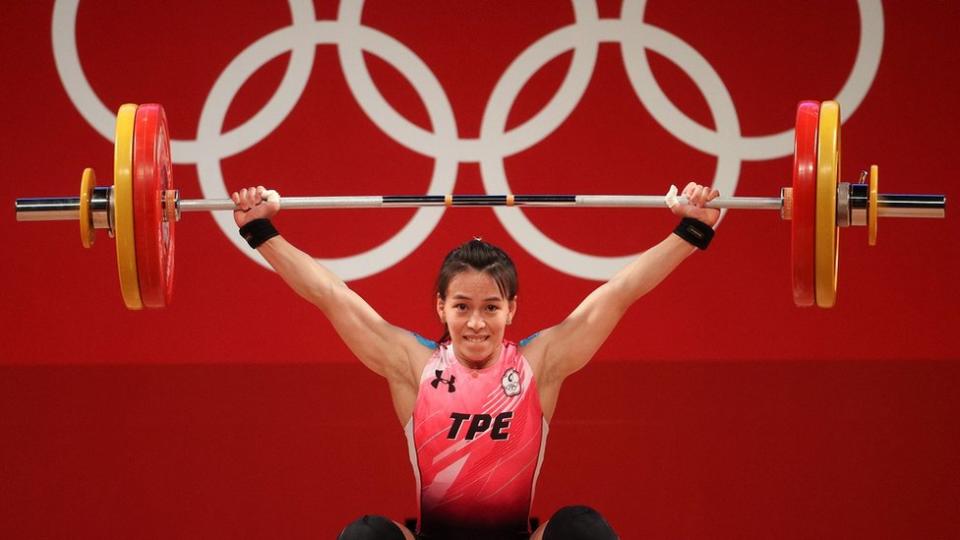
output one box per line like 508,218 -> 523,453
501,368 -> 521,397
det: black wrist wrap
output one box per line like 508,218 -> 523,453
673,217 -> 715,250
239,219 -> 279,249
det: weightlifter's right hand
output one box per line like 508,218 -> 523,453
231,186 -> 280,227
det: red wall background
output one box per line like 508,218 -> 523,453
1,1 -> 958,538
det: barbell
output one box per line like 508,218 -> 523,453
15,101 -> 946,310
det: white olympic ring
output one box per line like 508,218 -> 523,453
52,0 -> 884,281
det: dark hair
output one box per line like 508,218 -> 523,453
436,238 -> 518,343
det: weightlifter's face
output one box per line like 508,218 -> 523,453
437,269 -> 516,369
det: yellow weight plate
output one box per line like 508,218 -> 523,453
868,165 -> 878,246
80,168 -> 96,248
114,103 -> 143,310
815,101 -> 840,308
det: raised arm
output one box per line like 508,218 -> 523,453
232,187 -> 429,419
525,183 -> 720,389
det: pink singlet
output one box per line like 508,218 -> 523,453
405,339 -> 548,537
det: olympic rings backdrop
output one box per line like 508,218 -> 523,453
1,1 -> 958,538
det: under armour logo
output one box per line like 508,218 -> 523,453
431,369 -> 456,393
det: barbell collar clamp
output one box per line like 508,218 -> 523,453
837,182 -> 852,227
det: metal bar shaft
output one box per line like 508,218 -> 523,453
15,198 -> 81,221
875,194 -> 948,218
178,195 -> 784,211
14,193 -> 947,221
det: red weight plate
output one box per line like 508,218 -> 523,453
791,101 -> 819,307
133,104 -> 176,308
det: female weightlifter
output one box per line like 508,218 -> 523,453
231,182 -> 720,540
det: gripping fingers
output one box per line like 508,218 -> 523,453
258,186 -> 282,215
682,183 -> 704,205
253,186 -> 281,207
261,189 -> 280,204
689,185 -> 705,206
234,188 -> 250,212
241,187 -> 262,210
231,186 -> 281,224
684,184 -> 719,207
665,184 -> 680,209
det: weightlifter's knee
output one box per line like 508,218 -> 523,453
337,515 -> 406,540
543,505 -> 617,540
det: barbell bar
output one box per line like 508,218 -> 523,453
14,102 -> 947,310
16,186 -> 943,216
